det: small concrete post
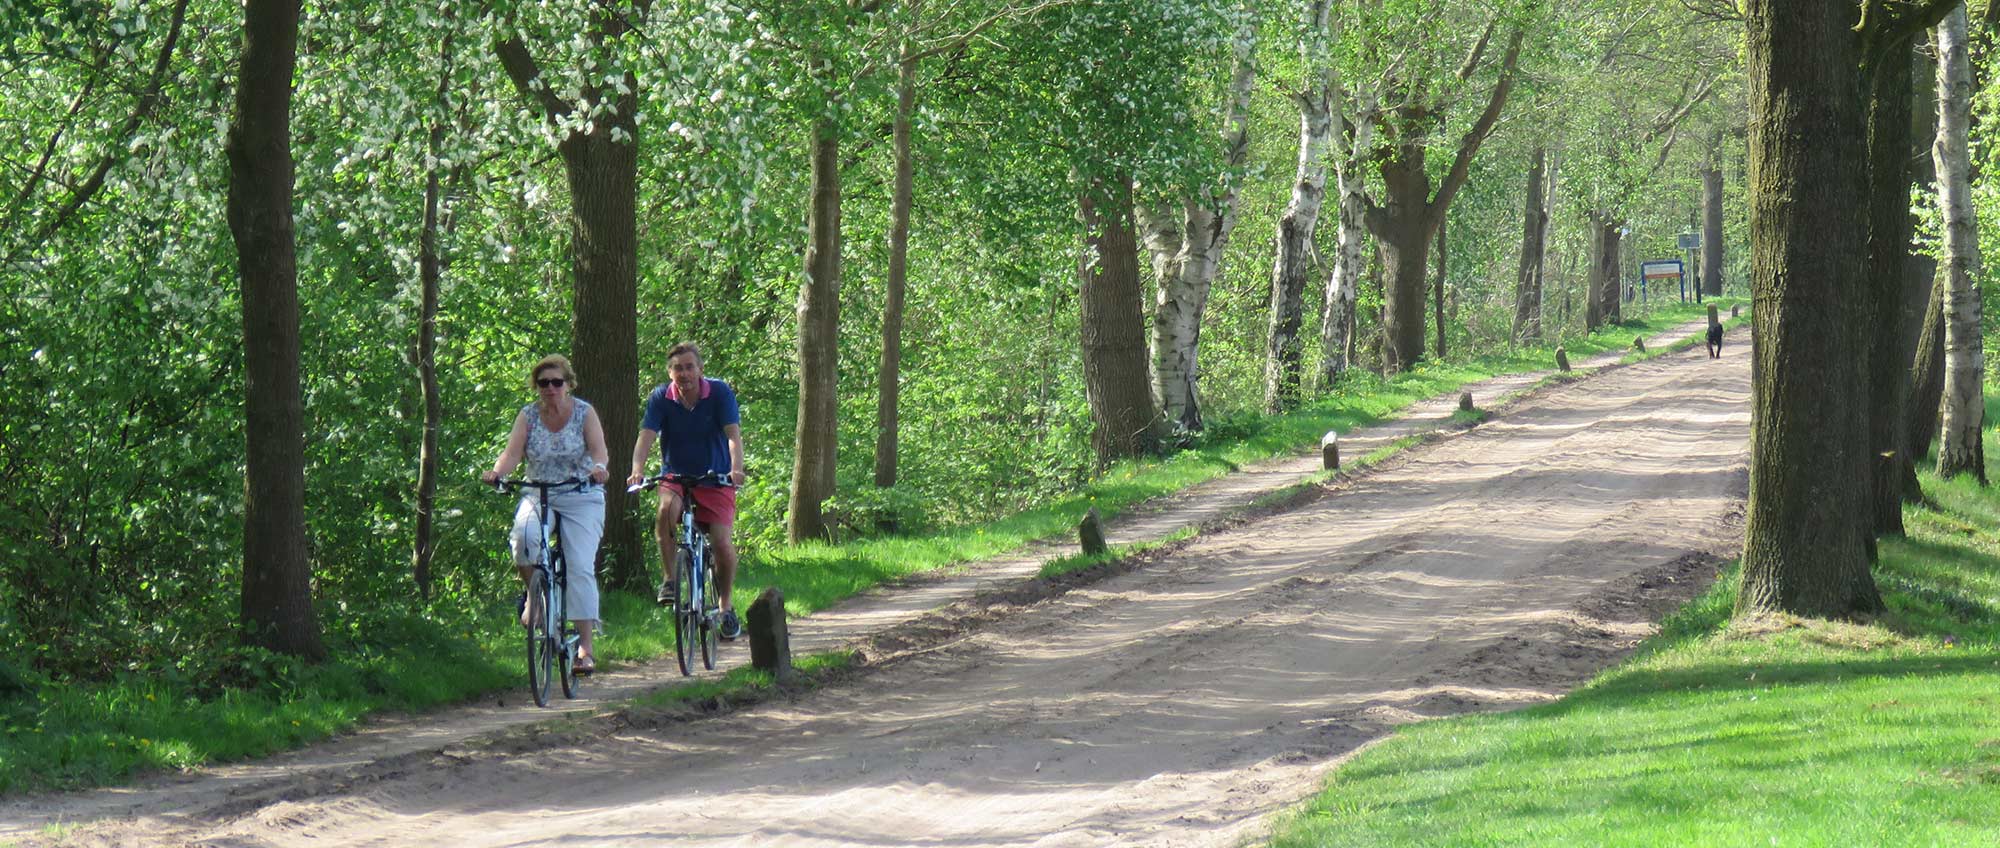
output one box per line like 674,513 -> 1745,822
1707,303 -> 1720,328
1079,507 -> 1108,556
1731,304 -> 1741,318
1458,392 -> 1474,412
1554,346 -> 1570,372
1321,431 -> 1339,470
746,586 -> 795,684
1632,336 -> 1646,353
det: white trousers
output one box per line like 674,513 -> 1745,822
510,485 -> 604,621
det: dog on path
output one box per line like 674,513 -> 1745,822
1705,322 -> 1724,358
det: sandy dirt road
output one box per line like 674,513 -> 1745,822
27,327 -> 1750,847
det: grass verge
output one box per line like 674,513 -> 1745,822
1,300 -> 1744,794
1268,396 -> 2000,848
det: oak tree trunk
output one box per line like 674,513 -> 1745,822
1862,34 -> 1920,535
495,5 -> 646,588
1738,0 -> 1882,619
791,122 -> 843,541
875,58 -> 916,490
1433,214 -> 1448,360
1701,164 -> 1724,297
1512,147 -> 1548,343
226,0 -> 325,660
1586,216 -> 1622,330
1080,177 -> 1162,464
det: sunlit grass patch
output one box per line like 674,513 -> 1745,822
1270,376 -> 2000,848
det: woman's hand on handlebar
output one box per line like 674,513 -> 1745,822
481,469 -> 502,486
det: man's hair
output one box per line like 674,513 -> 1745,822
667,342 -> 703,364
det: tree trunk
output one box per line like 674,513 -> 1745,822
875,57 -> 915,490
1934,6 -> 1986,484
1862,34 -> 1920,536
1906,261 -> 1946,484
1433,214 -> 1448,361
411,59 -> 448,600
226,0 -> 325,660
1737,0 -> 1881,619
1080,177 -> 1161,464
790,120 -> 842,541
1512,147 -> 1548,343
1365,28 -> 1524,371
495,6 -> 645,588
1586,216 -> 1622,330
1272,0 -> 1334,406
1701,163 -> 1724,297
1317,115 -> 1371,388
1159,20 -> 1255,430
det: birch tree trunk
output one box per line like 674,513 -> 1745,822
1081,176 -> 1163,464
1265,0 -> 1334,409
790,119 -> 843,541
1317,113 -> 1372,388
227,0 -> 325,660
1511,147 -> 1548,343
1934,6 -> 1986,484
874,55 -> 916,490
1156,18 -> 1255,432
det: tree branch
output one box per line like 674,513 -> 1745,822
493,36 -> 569,122
8,0 -> 191,261
1428,27 -> 1524,230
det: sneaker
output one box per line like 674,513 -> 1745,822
719,609 -> 743,641
656,579 -> 678,608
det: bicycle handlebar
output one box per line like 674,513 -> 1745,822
626,472 -> 734,494
490,478 -> 593,495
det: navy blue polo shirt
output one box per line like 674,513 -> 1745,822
639,378 -> 740,476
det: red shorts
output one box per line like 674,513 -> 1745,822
664,481 -> 737,527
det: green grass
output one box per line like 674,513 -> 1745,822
0,301 -> 1742,795
1268,396 -> 2000,848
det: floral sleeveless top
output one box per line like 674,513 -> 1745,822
521,398 -> 594,483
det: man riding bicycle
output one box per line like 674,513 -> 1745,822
629,342 -> 747,639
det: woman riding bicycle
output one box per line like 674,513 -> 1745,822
482,354 -> 610,674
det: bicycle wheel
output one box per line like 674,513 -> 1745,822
672,546 -> 696,676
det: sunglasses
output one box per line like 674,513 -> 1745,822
536,377 -> 566,388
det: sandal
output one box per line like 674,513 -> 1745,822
573,656 -> 595,676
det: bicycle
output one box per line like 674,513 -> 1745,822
492,478 -> 589,707
630,472 -> 731,676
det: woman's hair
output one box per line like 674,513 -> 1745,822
529,354 -> 577,390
